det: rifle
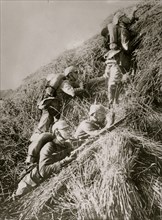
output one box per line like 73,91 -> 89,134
70,114 -> 129,158
84,76 -> 106,88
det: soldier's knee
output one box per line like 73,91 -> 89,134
15,181 -> 30,197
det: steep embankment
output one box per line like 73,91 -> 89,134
0,0 -> 162,219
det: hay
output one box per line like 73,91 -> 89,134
11,129 -> 161,220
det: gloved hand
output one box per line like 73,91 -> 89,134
60,155 -> 75,168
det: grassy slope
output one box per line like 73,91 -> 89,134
0,0 -> 162,219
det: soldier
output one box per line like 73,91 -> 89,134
104,49 -> 123,107
101,8 -> 137,77
31,66 -> 84,141
13,120 -> 76,199
105,7 -> 137,52
74,104 -> 115,145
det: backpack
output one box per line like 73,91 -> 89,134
27,132 -> 54,164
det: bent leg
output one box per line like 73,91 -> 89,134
114,83 -> 123,104
108,83 -> 116,105
15,181 -> 32,197
37,110 -> 51,133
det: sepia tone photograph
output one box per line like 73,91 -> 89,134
1,0 -> 162,219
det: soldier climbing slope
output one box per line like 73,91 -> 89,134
13,120 -> 76,199
31,66 -> 84,141
101,6 -> 137,52
103,49 -> 130,107
101,7 -> 138,80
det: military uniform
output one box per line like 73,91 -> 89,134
108,10 -> 137,52
15,139 -> 73,197
31,71 -> 84,141
104,59 -> 123,105
75,120 -> 104,140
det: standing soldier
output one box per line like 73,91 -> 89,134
31,66 -> 84,141
104,49 -> 126,107
13,120 -> 76,199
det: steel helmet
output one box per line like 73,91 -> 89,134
64,66 -> 77,77
89,104 -> 106,116
52,120 -> 69,133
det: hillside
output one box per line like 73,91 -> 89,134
0,0 -> 162,219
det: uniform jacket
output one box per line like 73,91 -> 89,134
15,139 -> 73,197
39,139 -> 73,178
74,120 -> 104,140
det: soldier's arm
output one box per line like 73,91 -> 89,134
39,142 -> 73,177
86,77 -> 106,87
74,86 -> 85,96
39,152 -> 75,177
38,98 -> 54,110
76,121 -> 102,137
76,112 -> 115,138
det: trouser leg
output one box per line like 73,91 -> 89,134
37,110 -> 52,133
26,141 -> 39,164
108,84 -> 116,105
30,110 -> 52,142
107,23 -> 118,50
15,167 -> 42,198
114,83 -> 122,104
120,27 -> 130,51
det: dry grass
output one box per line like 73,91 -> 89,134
4,129 -> 162,220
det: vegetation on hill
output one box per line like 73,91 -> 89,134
0,0 -> 162,219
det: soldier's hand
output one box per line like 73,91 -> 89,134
61,156 -> 75,167
65,147 -> 72,156
70,151 -> 77,159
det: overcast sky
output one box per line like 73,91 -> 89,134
1,0 -> 138,90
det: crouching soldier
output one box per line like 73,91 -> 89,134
31,66 -> 84,141
13,120 -> 76,199
74,104 -> 115,147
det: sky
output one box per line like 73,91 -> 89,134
1,0 -> 138,90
